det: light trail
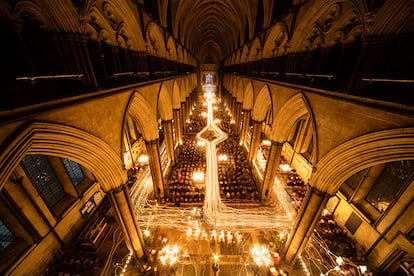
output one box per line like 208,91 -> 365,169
131,84 -> 295,234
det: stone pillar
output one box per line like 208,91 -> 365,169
173,108 -> 182,144
186,96 -> 190,118
352,164 -> 385,202
181,102 -> 186,135
235,102 -> 243,136
162,120 -> 175,166
232,96 -> 237,118
240,109 -> 251,145
108,184 -> 145,258
145,139 -> 164,198
248,120 -> 263,163
283,186 -> 330,263
261,141 -> 283,199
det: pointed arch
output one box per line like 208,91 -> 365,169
172,80 -> 181,109
289,0 -> 366,51
0,122 -> 126,192
177,44 -> 183,63
127,92 -> 159,141
272,93 -> 314,140
240,44 -> 249,63
235,48 -> 242,64
158,83 -> 173,120
252,84 -> 272,121
310,127 -> 414,195
262,21 -> 289,58
146,21 -> 167,57
166,36 -> 177,61
236,79 -> 244,102
248,36 -> 262,61
243,81 -> 254,110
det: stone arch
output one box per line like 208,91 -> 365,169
236,79 -> 244,102
235,48 -> 242,64
272,93 -> 318,164
0,122 -> 126,193
369,0 -> 414,36
127,91 -> 159,141
172,80 -> 181,109
240,44 -> 249,63
180,78 -> 188,102
84,0 -> 145,50
243,81 -> 254,110
290,0 -> 366,51
166,36 -> 177,61
232,78 -> 238,95
310,127 -> 414,195
177,44 -> 183,63
262,21 -> 289,58
252,84 -> 272,121
230,52 -> 236,65
158,83 -> 173,120
248,37 -> 262,61
14,0 -> 69,31
146,21 -> 167,57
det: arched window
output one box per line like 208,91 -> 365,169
22,155 -> 65,207
62,158 -> 85,186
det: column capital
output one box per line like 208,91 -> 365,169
173,108 -> 180,112
271,140 -> 283,147
252,119 -> 263,124
110,183 -> 127,194
145,138 -> 159,145
308,185 -> 332,198
162,119 -> 173,124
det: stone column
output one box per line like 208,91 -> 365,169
261,141 -> 283,199
235,102 -> 243,136
181,102 -> 186,135
145,139 -> 164,198
283,186 -> 330,263
248,120 -> 263,163
240,109 -> 251,145
186,96 -> 190,118
232,96 -> 237,118
108,184 -> 145,258
162,120 -> 175,166
173,109 -> 182,145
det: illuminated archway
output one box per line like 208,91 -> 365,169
252,84 -> 272,121
0,122 -> 126,192
310,127 -> 414,194
158,83 -> 173,120
127,91 -> 159,141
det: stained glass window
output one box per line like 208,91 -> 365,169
366,160 -> 414,213
0,220 -> 15,252
21,155 -> 65,207
62,158 -> 84,186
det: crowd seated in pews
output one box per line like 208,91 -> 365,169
316,213 -> 367,266
165,139 -> 206,206
281,168 -> 307,211
217,138 -> 260,205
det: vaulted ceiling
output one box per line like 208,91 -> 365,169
162,0 -> 272,63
